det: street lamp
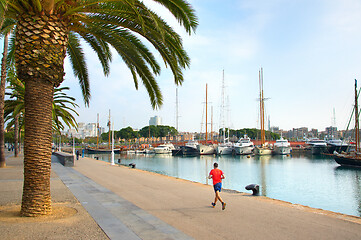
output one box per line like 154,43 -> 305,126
111,118 -> 115,166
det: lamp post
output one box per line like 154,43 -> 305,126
72,134 -> 75,156
111,118 -> 115,166
59,135 -> 62,151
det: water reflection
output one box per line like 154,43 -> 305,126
334,166 -> 361,216
85,153 -> 361,217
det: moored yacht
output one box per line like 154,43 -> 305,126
197,142 -> 216,155
254,68 -> 272,156
326,139 -> 349,154
172,139 -> 200,156
254,144 -> 273,155
306,138 -> 327,155
273,137 -> 291,155
216,141 -> 234,155
154,143 -> 175,154
233,135 -> 254,155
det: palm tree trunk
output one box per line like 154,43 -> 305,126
21,78 -> 54,216
15,14 -> 68,216
14,114 -> 19,157
0,33 -> 9,168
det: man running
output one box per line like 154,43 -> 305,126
208,162 -> 226,210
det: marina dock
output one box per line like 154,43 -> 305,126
2,153 -> 360,239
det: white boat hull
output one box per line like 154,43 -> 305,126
197,144 -> 216,155
273,146 -> 291,155
234,146 -> 254,155
216,145 -> 233,155
154,149 -> 172,154
154,143 -> 175,154
254,146 -> 273,155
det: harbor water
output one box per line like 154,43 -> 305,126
85,153 -> 361,217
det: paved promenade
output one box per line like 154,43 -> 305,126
1,153 -> 361,239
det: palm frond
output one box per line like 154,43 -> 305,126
67,32 -> 90,106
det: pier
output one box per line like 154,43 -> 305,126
2,153 -> 360,239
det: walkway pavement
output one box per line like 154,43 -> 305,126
73,156 -> 361,240
1,153 -> 361,240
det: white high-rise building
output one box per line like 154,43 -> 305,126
67,122 -> 99,139
149,116 -> 162,126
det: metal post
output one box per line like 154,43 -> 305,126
72,134 -> 75,162
59,136 -> 62,151
111,118 -> 115,165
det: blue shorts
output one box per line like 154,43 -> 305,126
213,182 -> 222,192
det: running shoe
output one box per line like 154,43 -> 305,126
211,202 -> 216,208
222,202 -> 226,210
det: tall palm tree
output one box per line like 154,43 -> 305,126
4,1 -> 197,216
0,34 -> 8,167
0,18 -> 14,167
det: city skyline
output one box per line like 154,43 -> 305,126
2,0 -> 361,133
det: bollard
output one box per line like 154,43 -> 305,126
245,184 -> 260,195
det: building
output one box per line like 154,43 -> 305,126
325,126 -> 338,139
289,127 -> 308,140
149,116 -> 162,126
66,122 -> 104,139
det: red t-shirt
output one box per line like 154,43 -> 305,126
209,168 -> 223,185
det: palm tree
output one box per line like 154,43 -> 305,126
0,0 -> 8,29
5,76 -> 79,135
0,18 -> 14,167
4,1 -> 197,216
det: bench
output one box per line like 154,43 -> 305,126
52,151 -> 74,167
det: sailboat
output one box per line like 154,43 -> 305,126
216,70 -> 234,155
87,111 -> 121,154
254,68 -> 272,155
198,83 -> 217,155
333,79 -> 361,167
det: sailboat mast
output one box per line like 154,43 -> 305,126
176,88 -> 179,132
206,83 -> 208,142
262,68 -> 265,145
222,70 -> 225,143
211,105 -> 213,141
108,110 -> 111,149
355,79 -> 359,152
259,68 -> 265,146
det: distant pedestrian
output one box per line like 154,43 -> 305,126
76,150 -> 80,160
82,149 -> 85,158
208,162 -> 226,210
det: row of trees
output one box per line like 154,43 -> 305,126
97,125 -> 178,142
221,128 -> 280,141
93,126 -> 279,143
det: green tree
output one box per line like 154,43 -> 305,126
5,0 -> 197,216
116,126 -> 139,140
139,125 -> 158,138
138,125 -> 177,138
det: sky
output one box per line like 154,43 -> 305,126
2,0 -> 361,133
